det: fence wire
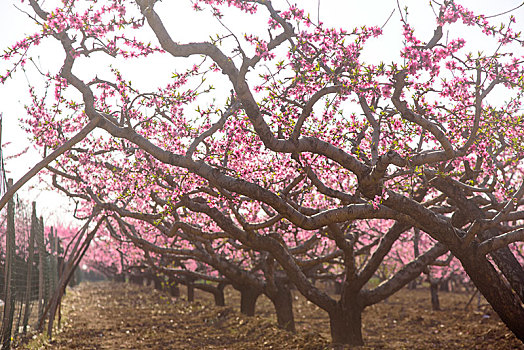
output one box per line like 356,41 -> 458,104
0,197 -> 60,349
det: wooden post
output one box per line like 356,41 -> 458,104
22,202 -> 37,333
1,179 -> 15,349
50,228 -> 57,295
36,216 -> 46,331
54,231 -> 59,288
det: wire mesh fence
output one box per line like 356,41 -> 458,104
0,191 -> 62,349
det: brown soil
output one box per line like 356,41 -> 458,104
17,281 -> 524,349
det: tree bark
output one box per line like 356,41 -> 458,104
432,177 -> 524,303
168,278 -> 180,297
328,303 -> 364,346
457,251 -> 524,341
193,283 -> 226,306
485,240 -> 524,303
239,286 -> 260,316
430,280 -> 440,311
408,228 -> 421,290
439,277 -> 450,292
269,281 -> 295,332
130,274 -> 144,285
170,284 -> 180,297
214,283 -> 226,307
153,275 -> 163,291
187,283 -> 194,302
213,288 -> 225,307
115,273 -> 125,283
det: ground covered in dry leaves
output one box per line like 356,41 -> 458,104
18,281 -> 524,349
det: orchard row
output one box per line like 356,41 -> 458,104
1,0 -> 524,346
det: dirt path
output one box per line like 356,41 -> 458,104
18,281 -> 524,349
26,282 -> 326,349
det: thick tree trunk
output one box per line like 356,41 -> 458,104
488,245 -> 524,302
114,273 -> 125,283
168,279 -> 180,298
153,275 -> 163,291
170,285 -> 180,297
328,304 -> 364,346
269,282 -> 295,332
432,178 -> 524,303
129,274 -> 144,285
239,287 -> 260,316
458,252 -> 524,341
187,283 -> 194,302
213,284 -> 225,307
439,278 -> 450,292
430,280 -> 440,311
407,279 -> 418,290
334,281 -> 343,294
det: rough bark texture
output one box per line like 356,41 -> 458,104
456,251 -> 524,341
153,275 -> 163,291
433,177 -> 524,303
129,274 -> 144,286
430,281 -> 440,311
193,283 -> 226,307
485,240 -> 524,303
329,303 -> 364,346
213,289 -> 225,307
269,281 -> 295,332
239,287 -> 260,316
215,283 -> 226,307
187,283 -> 195,302
169,284 -> 180,298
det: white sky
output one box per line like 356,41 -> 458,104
0,0 -> 522,224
